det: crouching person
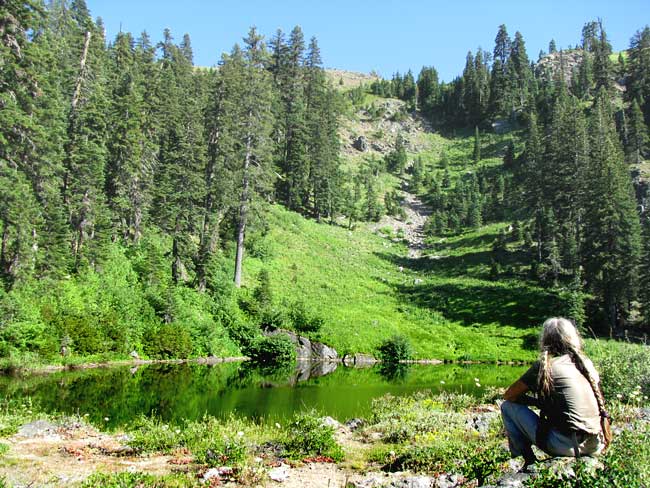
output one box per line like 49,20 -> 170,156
501,317 -> 612,469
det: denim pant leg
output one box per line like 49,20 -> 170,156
500,400 -> 540,459
545,430 -> 605,457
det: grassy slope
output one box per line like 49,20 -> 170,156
242,118 -> 545,362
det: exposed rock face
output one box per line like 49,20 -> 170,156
267,329 -> 338,360
535,50 -> 585,85
353,135 -> 369,152
311,341 -> 338,360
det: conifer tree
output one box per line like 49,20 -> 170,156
627,27 -> 650,123
639,213 -> 650,328
592,21 -> 613,93
582,89 -> 642,331
60,5 -> 111,268
152,31 -> 206,283
105,32 -> 156,243
508,31 -> 533,110
627,98 -> 649,164
417,66 -> 439,118
473,126 -> 481,163
230,28 -> 275,287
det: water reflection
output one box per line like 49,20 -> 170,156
0,361 -> 525,427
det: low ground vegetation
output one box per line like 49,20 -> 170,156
0,343 -> 648,487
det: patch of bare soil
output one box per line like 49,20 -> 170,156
0,422 -> 176,487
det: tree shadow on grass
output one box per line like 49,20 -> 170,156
397,279 -> 559,330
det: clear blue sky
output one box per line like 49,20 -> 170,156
88,0 -> 648,81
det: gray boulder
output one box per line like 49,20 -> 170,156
17,420 -> 60,439
311,341 -> 338,360
353,136 -> 369,152
390,476 -> 434,488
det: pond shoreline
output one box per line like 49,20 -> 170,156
1,355 -> 532,377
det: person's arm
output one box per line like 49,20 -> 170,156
504,378 -> 541,407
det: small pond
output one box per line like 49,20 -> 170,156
0,361 -> 526,428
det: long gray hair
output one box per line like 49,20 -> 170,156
537,317 -> 607,421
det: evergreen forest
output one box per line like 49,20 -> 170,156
2,0 -> 650,365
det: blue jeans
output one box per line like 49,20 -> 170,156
500,401 -> 604,460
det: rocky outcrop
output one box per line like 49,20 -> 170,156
267,329 -> 338,360
353,135 -> 369,152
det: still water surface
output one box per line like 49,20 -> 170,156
0,361 -> 526,427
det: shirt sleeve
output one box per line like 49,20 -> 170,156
519,361 -> 540,391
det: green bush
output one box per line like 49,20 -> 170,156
370,392 -> 465,443
377,335 -> 412,364
247,334 -> 296,366
283,411 -> 344,461
128,416 -> 184,453
226,320 -> 261,353
589,342 -> 650,404
288,300 -> 325,333
143,324 -> 193,359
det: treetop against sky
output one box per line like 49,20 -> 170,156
89,0 -> 648,81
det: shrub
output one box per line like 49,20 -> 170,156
590,342 -> 650,404
253,269 -> 273,311
377,335 -> 412,364
143,324 -> 193,359
247,334 -> 296,366
226,320 -> 261,353
129,416 -> 184,453
370,392 -> 465,443
283,411 -> 344,461
288,300 -> 325,333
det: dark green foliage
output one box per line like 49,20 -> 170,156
626,99 -> 649,163
377,335 -> 412,363
582,90 -> 641,331
283,411 -> 344,461
247,333 -> 296,366
143,324 -> 193,359
627,27 -> 650,124
640,214 -> 650,328
288,300 -> 324,333
253,269 -> 273,311
384,135 -> 408,173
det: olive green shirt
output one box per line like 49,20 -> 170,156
519,354 -> 601,435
